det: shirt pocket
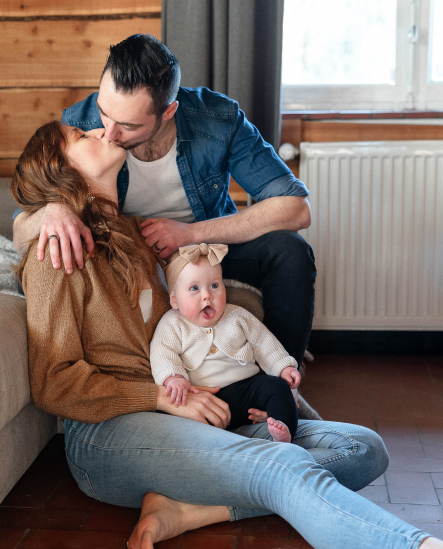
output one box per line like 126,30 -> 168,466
196,172 -> 228,194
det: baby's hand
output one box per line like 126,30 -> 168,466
164,375 -> 200,407
280,366 -> 301,389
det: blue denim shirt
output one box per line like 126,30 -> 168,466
14,87 -> 308,221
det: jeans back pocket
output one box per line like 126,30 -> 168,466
65,452 -> 102,502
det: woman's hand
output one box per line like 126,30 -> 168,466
156,385 -> 231,429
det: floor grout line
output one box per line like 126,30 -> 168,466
14,527 -> 30,549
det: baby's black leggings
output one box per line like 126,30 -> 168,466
216,373 -> 298,438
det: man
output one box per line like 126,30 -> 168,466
13,33 -> 316,367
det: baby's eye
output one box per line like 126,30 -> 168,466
211,283 -> 219,289
190,285 -> 199,291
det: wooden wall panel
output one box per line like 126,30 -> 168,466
1,0 -> 161,17
0,18 -> 161,87
302,121 -> 443,143
0,88 -> 96,158
0,160 -> 18,178
281,118 -> 301,147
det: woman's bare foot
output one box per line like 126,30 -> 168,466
127,493 -> 230,549
268,418 -> 292,443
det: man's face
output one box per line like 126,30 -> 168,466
96,71 -> 163,149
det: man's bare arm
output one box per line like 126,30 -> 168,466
141,196 -> 311,259
13,203 -> 95,273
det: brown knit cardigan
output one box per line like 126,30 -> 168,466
21,228 -> 171,424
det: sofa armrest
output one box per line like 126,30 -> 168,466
0,292 -> 30,431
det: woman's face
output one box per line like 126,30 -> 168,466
63,126 -> 126,187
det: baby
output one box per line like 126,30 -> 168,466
151,243 -> 301,443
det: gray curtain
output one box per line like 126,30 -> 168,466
162,0 -> 284,149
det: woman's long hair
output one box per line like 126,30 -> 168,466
11,120 -> 158,306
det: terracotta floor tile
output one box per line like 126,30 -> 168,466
377,503 -> 443,523
431,473 -> 443,488
0,527 -> 28,549
1,489 -> 52,509
387,456 -> 443,473
154,536 -> 182,549
386,472 -> 439,505
369,475 -> 386,486
180,533 -> 236,549
356,485 -> 389,503
376,422 -> 425,458
404,522 -> 443,538
12,462 -> 69,493
17,528 -> 128,549
417,425 -> 443,458
81,501 -> 139,533
0,508 -> 86,530
236,536 -> 313,549
45,475 -> 94,512
194,515 -> 292,538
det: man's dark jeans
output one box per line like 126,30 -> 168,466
222,231 -> 317,368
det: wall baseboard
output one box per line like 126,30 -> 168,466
308,330 -> 443,356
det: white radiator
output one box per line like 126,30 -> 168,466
298,140 -> 443,330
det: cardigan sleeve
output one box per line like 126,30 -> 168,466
22,247 -> 158,423
150,313 -> 190,385
236,308 -> 298,376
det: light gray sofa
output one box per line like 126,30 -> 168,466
0,177 -> 57,503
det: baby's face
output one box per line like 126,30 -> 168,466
170,258 -> 226,327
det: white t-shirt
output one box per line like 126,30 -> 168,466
123,139 -> 195,223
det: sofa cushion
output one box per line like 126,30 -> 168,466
0,293 -> 30,432
0,178 -> 16,241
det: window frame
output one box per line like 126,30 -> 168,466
281,0 -> 443,112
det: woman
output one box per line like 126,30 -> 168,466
12,121 -> 441,549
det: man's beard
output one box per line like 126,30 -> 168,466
114,115 -> 163,150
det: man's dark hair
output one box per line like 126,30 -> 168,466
101,34 -> 181,118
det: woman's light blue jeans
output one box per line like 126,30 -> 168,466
64,415 -> 430,549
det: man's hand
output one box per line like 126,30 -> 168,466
38,203 -> 95,274
140,218 -> 194,259
280,366 -> 301,389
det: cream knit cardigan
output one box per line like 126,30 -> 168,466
151,303 -> 297,386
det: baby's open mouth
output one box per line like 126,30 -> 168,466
200,306 -> 215,319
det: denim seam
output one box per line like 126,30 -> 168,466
410,532 -> 433,549
293,429 -> 360,465
65,451 -> 102,502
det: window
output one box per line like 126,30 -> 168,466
282,0 -> 443,111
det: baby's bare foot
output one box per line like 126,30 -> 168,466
268,417 -> 292,443
127,493 -> 229,549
